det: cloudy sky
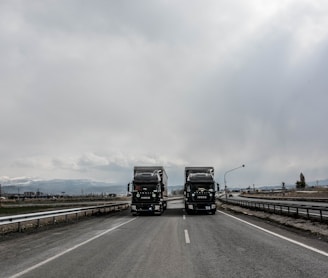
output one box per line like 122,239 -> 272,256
1,0 -> 328,188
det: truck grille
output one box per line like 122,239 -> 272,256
196,195 -> 208,199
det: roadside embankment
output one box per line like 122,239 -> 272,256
217,201 -> 328,241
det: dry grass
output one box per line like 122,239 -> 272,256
242,187 -> 328,200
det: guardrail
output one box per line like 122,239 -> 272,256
220,198 -> 328,222
0,202 -> 130,234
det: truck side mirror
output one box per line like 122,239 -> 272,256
217,183 -> 220,192
127,183 -> 130,192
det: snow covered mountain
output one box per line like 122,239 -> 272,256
0,177 -> 127,196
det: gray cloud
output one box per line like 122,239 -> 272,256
1,0 -> 328,187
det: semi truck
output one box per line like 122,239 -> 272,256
184,167 -> 217,214
128,166 -> 168,215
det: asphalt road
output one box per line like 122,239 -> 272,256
1,200 -> 327,278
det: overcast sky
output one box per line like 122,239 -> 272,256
1,0 -> 328,188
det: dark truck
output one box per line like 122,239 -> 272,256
128,166 -> 168,215
184,167 -> 217,214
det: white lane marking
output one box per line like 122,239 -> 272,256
9,217 -> 137,278
184,229 -> 191,244
218,210 -> 328,257
183,214 -> 186,220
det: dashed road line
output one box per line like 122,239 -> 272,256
184,229 -> 190,244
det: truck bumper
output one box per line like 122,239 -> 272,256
186,203 -> 216,212
131,203 -> 163,214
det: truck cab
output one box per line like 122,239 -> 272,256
184,167 -> 217,214
129,167 -> 168,215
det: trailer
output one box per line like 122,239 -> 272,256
184,167 -> 217,214
128,166 -> 168,215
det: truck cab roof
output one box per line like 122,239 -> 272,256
134,172 -> 160,183
187,173 -> 214,183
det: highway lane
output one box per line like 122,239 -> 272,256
187,211 -> 327,277
1,200 -> 328,278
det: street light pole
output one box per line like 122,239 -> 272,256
224,164 -> 245,201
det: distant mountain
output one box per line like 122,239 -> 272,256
222,179 -> 328,191
259,179 -> 328,189
0,177 -> 127,196
306,179 -> 328,187
2,177 -> 326,196
0,177 -> 185,196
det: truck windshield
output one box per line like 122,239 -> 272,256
133,184 -> 158,192
190,183 -> 214,191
